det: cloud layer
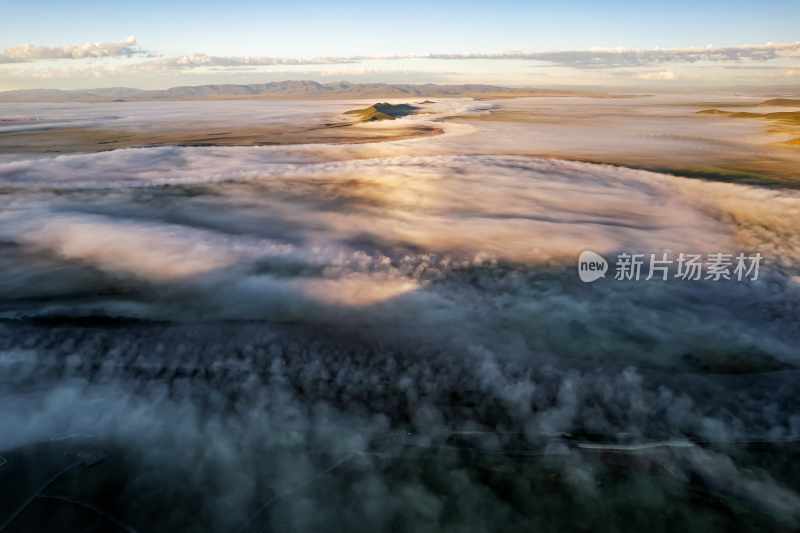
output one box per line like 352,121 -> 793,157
428,41 -> 800,68
154,53 -> 358,69
1,100 -> 799,532
3,37 -> 800,71
1,35 -> 141,63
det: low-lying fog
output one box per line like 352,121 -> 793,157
1,97 -> 799,532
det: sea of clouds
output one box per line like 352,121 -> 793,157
1,103 -> 799,531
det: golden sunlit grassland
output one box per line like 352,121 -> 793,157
443,95 -> 800,187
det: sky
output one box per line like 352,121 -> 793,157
1,0 -> 799,90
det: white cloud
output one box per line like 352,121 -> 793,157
634,70 -> 677,81
5,38 -> 799,71
0,38 -> 356,69
428,42 -> 800,69
1,36 -> 141,62
2,38 -> 800,89
154,53 -> 357,69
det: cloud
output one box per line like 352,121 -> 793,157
634,69 -> 677,81
0,37 -> 352,68
427,42 -> 800,69
153,53 -> 358,69
1,106 -> 800,528
3,38 -> 800,91
1,36 -> 142,63
5,37 -> 799,73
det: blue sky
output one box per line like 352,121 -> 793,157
1,0 -> 799,89
3,0 -> 799,56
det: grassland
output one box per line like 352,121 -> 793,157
697,106 -> 800,148
0,121 -> 442,154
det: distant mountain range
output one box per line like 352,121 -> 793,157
0,81 -> 576,102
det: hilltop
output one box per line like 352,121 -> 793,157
344,102 -> 420,122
